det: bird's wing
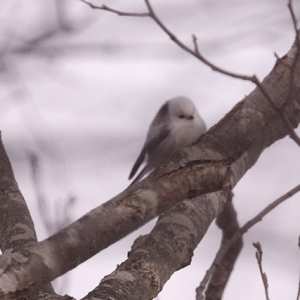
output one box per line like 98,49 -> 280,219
128,125 -> 170,180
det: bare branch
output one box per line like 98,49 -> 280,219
145,0 -> 300,146
82,0 -> 300,147
240,185 -> 300,235
79,0 -> 149,17
253,242 -> 270,300
144,0 -> 254,82
192,34 -> 200,55
196,183 -> 300,300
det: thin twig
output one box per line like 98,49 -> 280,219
196,184 -> 300,299
192,34 -> 199,55
79,0 -> 149,17
237,183 -> 300,238
253,242 -> 270,300
145,0 -> 254,82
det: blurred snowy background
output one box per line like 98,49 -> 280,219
1,0 -> 300,299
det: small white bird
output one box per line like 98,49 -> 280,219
129,96 -> 207,185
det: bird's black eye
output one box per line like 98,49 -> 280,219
179,114 -> 185,119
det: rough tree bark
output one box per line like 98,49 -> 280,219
0,134 -> 71,300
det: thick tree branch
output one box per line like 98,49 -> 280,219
200,200 -> 243,300
82,192 -> 229,300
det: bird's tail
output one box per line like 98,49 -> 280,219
128,164 -> 152,187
